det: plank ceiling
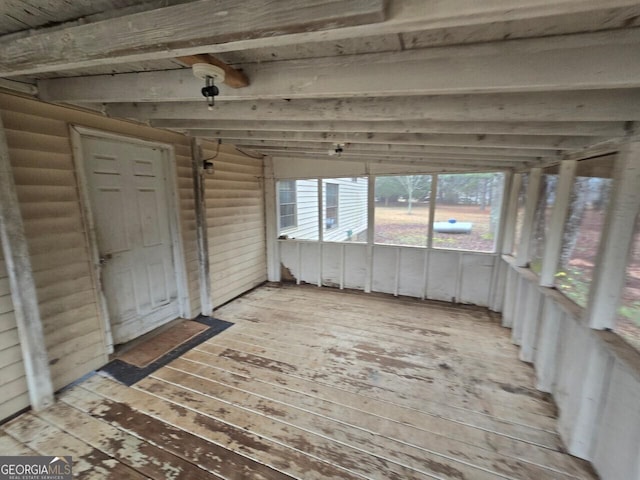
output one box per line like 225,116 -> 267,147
1,0 -> 640,172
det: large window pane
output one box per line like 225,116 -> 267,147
617,218 -> 640,351
530,174 -> 558,273
322,177 -> 368,242
554,177 -> 613,307
277,179 -> 319,240
374,175 -> 431,246
433,173 -> 504,252
512,173 -> 528,256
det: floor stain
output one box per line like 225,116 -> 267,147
219,349 -> 298,374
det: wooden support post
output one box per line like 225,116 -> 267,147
494,171 -> 513,255
587,141 -> 640,329
317,179 -> 323,287
489,171 -> 513,310
427,174 -> 437,249
0,115 -> 54,411
191,138 -> 212,315
365,175 -> 375,293
263,156 -> 280,282
515,167 -> 542,268
540,160 -> 577,286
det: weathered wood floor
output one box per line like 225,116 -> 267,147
1,284 -> 597,479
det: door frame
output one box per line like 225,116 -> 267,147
70,126 -> 191,353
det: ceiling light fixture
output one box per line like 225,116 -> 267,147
328,143 -> 345,157
192,63 -> 226,110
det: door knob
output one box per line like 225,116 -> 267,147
99,253 -> 113,265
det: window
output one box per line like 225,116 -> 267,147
277,179 -> 319,240
512,173 -> 528,256
322,178 -> 367,242
554,176 -> 613,307
278,180 -> 297,230
325,183 -> 339,230
530,174 -> 558,273
374,175 -> 431,246
616,217 -> 640,351
432,173 -> 504,252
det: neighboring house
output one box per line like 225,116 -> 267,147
278,178 -> 368,242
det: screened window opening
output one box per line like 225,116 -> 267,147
616,216 -> 640,352
374,175 -> 431,246
322,178 -> 367,242
530,174 -> 558,273
432,173 -> 505,252
512,173 -> 529,256
277,179 -> 319,240
278,180 -> 297,230
554,176 -> 613,307
325,183 -> 339,229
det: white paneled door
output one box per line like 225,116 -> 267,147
82,136 -> 179,344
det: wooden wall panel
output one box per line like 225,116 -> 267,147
280,240 -> 498,307
499,258 -> 640,479
201,142 -> 266,308
0,93 -> 199,392
321,243 -> 342,288
0,247 -> 29,421
398,248 -> 426,298
372,245 -> 397,295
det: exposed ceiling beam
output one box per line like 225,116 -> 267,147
5,0 -> 639,77
225,140 -> 553,158
38,29 -> 640,102
154,119 -> 629,137
107,90 -> 640,122
0,0 -> 385,76
232,145 -> 541,163
186,130 -> 597,150
175,54 -> 249,89
0,78 -> 37,95
262,150 -> 527,170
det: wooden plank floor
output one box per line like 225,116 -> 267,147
1,284 -> 598,480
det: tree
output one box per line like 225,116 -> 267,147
532,175 -> 555,264
375,175 -> 431,213
559,177 -> 590,267
375,176 -> 401,206
592,177 -> 612,211
394,175 -> 431,214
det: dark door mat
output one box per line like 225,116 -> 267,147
100,316 -> 233,386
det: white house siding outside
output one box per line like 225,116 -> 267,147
278,178 -> 368,242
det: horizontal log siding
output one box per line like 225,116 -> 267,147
201,141 -> 266,308
0,93 -> 199,392
0,245 -> 29,421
